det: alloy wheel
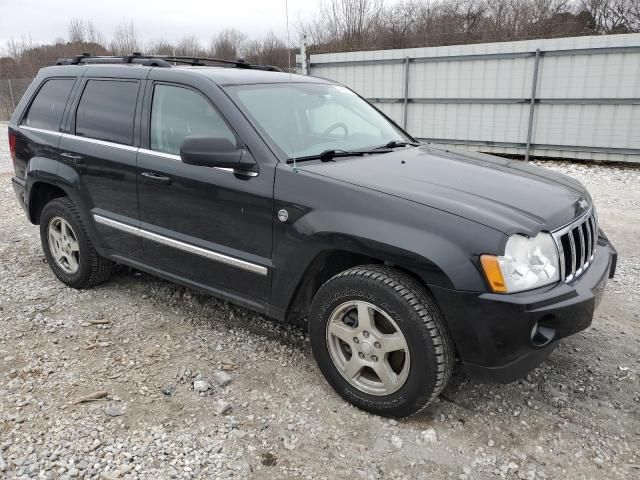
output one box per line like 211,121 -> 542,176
47,216 -> 80,274
325,300 -> 410,396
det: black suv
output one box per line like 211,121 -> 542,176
8,54 -> 617,417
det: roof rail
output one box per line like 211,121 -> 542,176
54,53 -> 282,71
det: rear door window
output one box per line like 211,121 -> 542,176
75,79 -> 139,145
23,78 -> 75,131
150,84 -> 235,155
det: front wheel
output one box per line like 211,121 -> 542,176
308,265 -> 454,417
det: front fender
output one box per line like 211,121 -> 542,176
271,166 -> 506,311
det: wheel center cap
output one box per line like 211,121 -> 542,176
360,341 -> 373,356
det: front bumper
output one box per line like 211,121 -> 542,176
431,234 -> 617,383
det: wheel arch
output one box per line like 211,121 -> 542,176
282,246 -> 451,328
28,181 -> 68,224
24,164 -> 104,253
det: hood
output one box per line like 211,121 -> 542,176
299,145 -> 589,235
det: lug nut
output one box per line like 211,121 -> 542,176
363,331 -> 370,338
353,337 -> 359,344
358,352 -> 365,359
371,355 -> 378,362
374,341 -> 381,348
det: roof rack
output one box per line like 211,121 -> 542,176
55,52 -> 283,72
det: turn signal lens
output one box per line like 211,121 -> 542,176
480,255 -> 507,293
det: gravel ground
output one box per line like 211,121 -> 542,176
1,122 -> 639,479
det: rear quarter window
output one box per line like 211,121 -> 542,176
22,78 -> 75,131
75,79 -> 139,145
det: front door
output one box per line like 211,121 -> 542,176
136,82 -> 274,301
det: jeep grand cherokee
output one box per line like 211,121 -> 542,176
8,53 -> 617,417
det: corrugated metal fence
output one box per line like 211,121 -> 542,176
300,33 -> 640,163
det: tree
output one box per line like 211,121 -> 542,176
303,0 -> 383,51
67,19 -> 106,47
175,35 -> 204,56
146,38 -> 175,56
209,29 -> 246,59
110,20 -> 140,55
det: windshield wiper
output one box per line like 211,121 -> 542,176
286,148 -> 392,164
374,140 -> 422,149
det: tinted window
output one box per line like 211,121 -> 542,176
150,84 -> 235,155
23,78 -> 75,131
76,80 -> 139,145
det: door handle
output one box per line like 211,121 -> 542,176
140,171 -> 172,185
60,152 -> 84,164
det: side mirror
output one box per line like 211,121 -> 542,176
180,136 -> 256,172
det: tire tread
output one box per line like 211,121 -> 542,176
329,264 -> 455,416
41,197 -> 114,288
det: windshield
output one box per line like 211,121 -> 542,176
228,83 -> 409,159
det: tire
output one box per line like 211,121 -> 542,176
39,197 -> 114,289
308,265 -> 454,417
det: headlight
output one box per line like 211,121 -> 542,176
481,232 -> 560,293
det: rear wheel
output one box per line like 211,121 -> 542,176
308,265 -> 454,417
40,197 -> 114,289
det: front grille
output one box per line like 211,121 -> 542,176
553,209 -> 598,283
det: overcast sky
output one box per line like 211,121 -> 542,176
0,0 -> 321,48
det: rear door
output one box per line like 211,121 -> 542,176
59,71 -> 144,259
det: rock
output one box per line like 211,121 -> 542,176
420,428 -> 438,444
0,452 -> 5,471
193,380 -> 210,393
213,399 -> 232,415
283,435 -> 299,450
104,403 -> 126,417
162,385 -> 176,396
260,452 -> 277,466
212,370 -> 233,387
391,435 -> 403,449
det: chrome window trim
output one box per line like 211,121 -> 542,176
60,132 -> 139,152
138,148 -> 259,177
20,125 -> 62,135
93,214 -> 268,276
19,127 -> 258,177
139,148 -> 181,161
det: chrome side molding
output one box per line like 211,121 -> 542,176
93,214 -> 268,276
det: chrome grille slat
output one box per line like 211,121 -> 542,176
578,223 -> 586,271
585,218 -> 592,265
568,231 -> 577,281
552,208 -> 597,284
590,216 -> 597,259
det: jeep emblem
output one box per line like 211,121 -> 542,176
277,209 -> 289,222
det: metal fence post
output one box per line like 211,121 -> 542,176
300,35 -> 309,75
402,56 -> 410,129
8,79 -> 16,113
525,49 -> 541,162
